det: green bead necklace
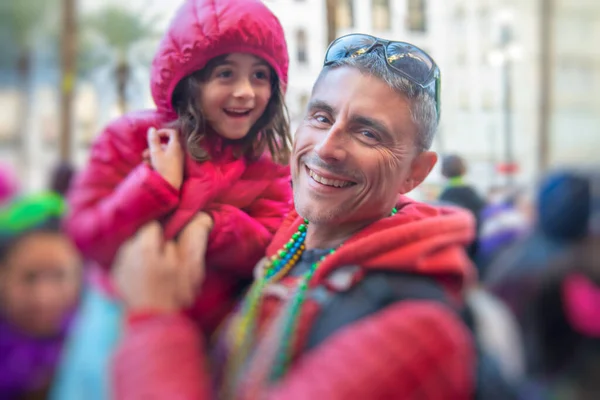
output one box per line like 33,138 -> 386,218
225,207 -> 399,391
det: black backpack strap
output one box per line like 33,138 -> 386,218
305,271 -> 451,351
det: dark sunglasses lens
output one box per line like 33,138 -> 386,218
326,35 -> 377,63
386,43 -> 434,85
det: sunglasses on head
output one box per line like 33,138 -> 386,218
324,33 -> 441,120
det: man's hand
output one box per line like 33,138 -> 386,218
113,222 -> 184,314
175,212 -> 214,307
147,127 -> 184,190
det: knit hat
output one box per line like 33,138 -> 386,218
0,192 -> 66,237
537,170 -> 597,240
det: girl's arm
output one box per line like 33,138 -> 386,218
204,162 -> 292,276
65,114 -> 181,268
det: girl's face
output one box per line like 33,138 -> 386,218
199,53 -> 273,140
0,232 -> 81,337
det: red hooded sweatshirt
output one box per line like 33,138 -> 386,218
113,197 -> 477,399
65,0 -> 291,333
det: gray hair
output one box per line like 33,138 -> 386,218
314,48 -> 438,151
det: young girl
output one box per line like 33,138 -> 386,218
52,0 -> 291,398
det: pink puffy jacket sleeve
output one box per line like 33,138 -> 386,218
204,167 -> 291,276
113,302 -> 474,400
65,113 -> 180,267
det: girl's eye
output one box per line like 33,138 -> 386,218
254,70 -> 270,80
216,69 -> 233,78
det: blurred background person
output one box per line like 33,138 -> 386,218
438,154 -> 487,260
48,163 -> 76,199
477,186 -> 531,279
0,192 -> 82,399
0,163 -> 20,206
518,235 -> 600,400
485,170 -> 594,319
482,169 -> 599,398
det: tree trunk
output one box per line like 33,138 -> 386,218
60,0 -> 77,162
115,62 -> 130,115
16,51 -> 32,176
326,0 -> 338,46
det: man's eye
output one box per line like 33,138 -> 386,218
315,115 -> 331,124
361,131 -> 377,139
357,130 -> 381,144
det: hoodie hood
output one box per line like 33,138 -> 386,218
268,196 -> 476,292
150,0 -> 289,115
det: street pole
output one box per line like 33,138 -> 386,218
59,0 -> 77,162
538,0 -> 554,175
501,24 -> 514,188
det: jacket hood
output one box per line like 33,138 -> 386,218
150,0 -> 289,115
268,196 -> 476,292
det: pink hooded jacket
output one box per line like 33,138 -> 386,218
65,0 -> 291,332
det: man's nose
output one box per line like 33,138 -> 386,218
314,122 -> 348,163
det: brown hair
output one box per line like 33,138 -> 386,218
441,155 -> 466,179
170,55 -> 291,165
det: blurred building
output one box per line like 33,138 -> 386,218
0,0 -> 598,194
549,0 -> 600,166
441,0 -> 600,191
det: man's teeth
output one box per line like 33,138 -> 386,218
309,169 -> 353,188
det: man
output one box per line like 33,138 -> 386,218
112,34 -> 476,399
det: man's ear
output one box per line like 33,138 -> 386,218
399,151 -> 438,194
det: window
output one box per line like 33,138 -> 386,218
482,90 -> 495,111
337,0 -> 354,29
456,50 -> 467,66
555,57 -> 595,110
296,30 -> 308,64
453,5 -> 466,35
407,0 -> 427,32
372,0 -> 391,31
459,90 -> 470,111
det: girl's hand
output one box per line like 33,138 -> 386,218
113,222 -> 184,314
175,212 -> 214,307
146,127 -> 184,191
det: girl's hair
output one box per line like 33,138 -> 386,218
170,55 -> 291,165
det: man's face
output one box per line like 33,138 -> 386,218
292,66 -> 437,226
